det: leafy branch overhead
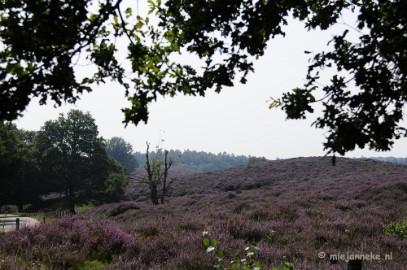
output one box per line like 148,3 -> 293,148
1,0 -> 406,156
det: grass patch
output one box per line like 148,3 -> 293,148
75,204 -> 93,213
78,260 -> 108,270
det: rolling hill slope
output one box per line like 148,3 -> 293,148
130,157 -> 407,198
2,157 -> 406,269
92,157 -> 407,269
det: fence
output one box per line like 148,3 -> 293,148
0,215 -> 21,231
44,210 -> 71,219
0,210 -> 72,232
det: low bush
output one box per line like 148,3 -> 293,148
384,217 -> 407,239
0,216 -> 137,269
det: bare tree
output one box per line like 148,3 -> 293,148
160,150 -> 173,204
140,143 -> 175,205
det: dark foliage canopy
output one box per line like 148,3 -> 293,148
0,123 -> 44,208
0,122 -> 24,205
0,110 -> 129,211
1,0 -> 406,156
106,136 -> 138,171
34,110 -> 128,211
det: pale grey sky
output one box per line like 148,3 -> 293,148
14,5 -> 407,159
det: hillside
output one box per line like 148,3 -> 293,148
1,157 -> 406,269
130,156 -> 407,199
105,157 -> 407,269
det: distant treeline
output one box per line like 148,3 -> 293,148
134,149 -> 268,172
371,157 -> 407,165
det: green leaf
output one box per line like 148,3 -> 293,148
216,250 -> 224,258
269,100 -> 281,109
125,7 -> 132,18
135,21 -> 144,30
202,237 -> 210,247
113,15 -> 119,26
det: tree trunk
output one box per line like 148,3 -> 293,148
150,185 -> 159,205
68,182 -> 76,214
160,150 -> 173,204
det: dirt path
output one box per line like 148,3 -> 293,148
0,215 -> 41,232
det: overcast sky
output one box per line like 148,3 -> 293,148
14,4 -> 407,159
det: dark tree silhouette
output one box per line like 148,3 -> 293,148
106,137 -> 138,172
140,143 -> 175,205
35,110 -> 113,213
1,0 -> 406,157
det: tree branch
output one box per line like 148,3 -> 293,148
117,5 -> 136,46
70,0 -> 124,58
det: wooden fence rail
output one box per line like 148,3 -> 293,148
0,217 -> 20,230
44,210 -> 71,218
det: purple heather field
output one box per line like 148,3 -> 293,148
1,157 -> 406,269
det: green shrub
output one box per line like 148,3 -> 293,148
384,217 -> 407,239
0,205 -> 17,214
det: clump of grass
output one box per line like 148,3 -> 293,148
229,221 -> 268,243
274,205 -> 298,222
179,222 -> 202,232
233,202 -> 251,214
207,201 -> 217,208
136,226 -> 160,238
79,259 -> 107,270
75,204 -> 93,213
248,209 -> 269,221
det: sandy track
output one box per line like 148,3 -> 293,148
0,215 -> 40,232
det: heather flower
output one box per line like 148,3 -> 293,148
0,216 -> 137,268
